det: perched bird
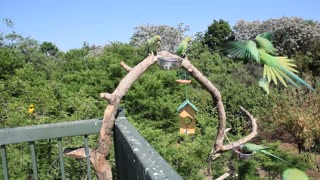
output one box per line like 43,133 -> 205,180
176,36 -> 192,58
28,104 -> 35,115
225,32 -> 315,94
240,143 -> 287,163
147,35 -> 161,56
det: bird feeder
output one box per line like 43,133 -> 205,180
157,56 -> 182,70
176,69 -> 192,84
177,99 -> 198,134
233,147 -> 253,161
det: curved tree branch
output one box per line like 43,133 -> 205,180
65,51 -> 258,179
222,106 -> 257,151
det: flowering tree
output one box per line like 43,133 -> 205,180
130,23 -> 190,52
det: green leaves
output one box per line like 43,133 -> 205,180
203,19 -> 233,52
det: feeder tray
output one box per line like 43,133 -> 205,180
176,79 -> 192,84
233,147 -> 253,161
157,56 -> 182,70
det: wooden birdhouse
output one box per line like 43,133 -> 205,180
177,99 -> 198,134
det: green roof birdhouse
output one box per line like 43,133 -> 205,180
177,99 -> 198,134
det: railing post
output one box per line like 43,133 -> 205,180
1,145 -> 9,180
57,138 -> 66,180
30,141 -> 38,180
84,135 -> 92,180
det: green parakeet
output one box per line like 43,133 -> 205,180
147,35 -> 161,55
176,36 -> 192,57
240,143 -> 287,163
225,32 -> 315,93
281,168 -> 308,180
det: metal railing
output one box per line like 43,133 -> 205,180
0,109 -> 182,180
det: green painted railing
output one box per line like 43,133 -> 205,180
0,109 -> 182,180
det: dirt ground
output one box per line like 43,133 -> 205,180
256,127 -> 320,179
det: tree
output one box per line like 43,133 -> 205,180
40,41 -> 59,56
130,23 -> 189,52
203,19 -> 233,52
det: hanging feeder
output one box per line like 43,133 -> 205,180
157,56 -> 182,70
177,99 -> 198,134
176,69 -> 192,84
233,147 -> 253,161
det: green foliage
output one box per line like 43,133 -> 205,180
40,41 -> 59,56
203,19 -> 233,52
0,47 -> 24,79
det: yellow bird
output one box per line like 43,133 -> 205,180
28,104 -> 35,114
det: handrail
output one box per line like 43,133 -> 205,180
0,109 -> 182,180
0,119 -> 102,145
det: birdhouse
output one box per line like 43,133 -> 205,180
177,99 -> 198,134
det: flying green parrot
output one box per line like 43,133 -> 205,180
176,36 -> 192,57
225,32 -> 315,93
240,143 -> 287,163
147,35 -> 161,56
281,168 -> 308,180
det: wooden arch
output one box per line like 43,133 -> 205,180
65,51 -> 257,179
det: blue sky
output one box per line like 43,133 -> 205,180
1,0 -> 319,51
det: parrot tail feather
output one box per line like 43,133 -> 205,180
280,67 -> 315,91
261,150 -> 288,163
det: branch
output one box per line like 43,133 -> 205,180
120,61 -> 132,72
64,147 -> 93,159
97,105 -> 115,154
100,93 -> 112,101
215,173 -> 230,180
93,54 -> 157,179
221,106 -> 257,151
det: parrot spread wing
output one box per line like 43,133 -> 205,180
225,40 -> 260,62
226,32 -> 315,93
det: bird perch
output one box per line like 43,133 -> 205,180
64,51 -> 258,180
